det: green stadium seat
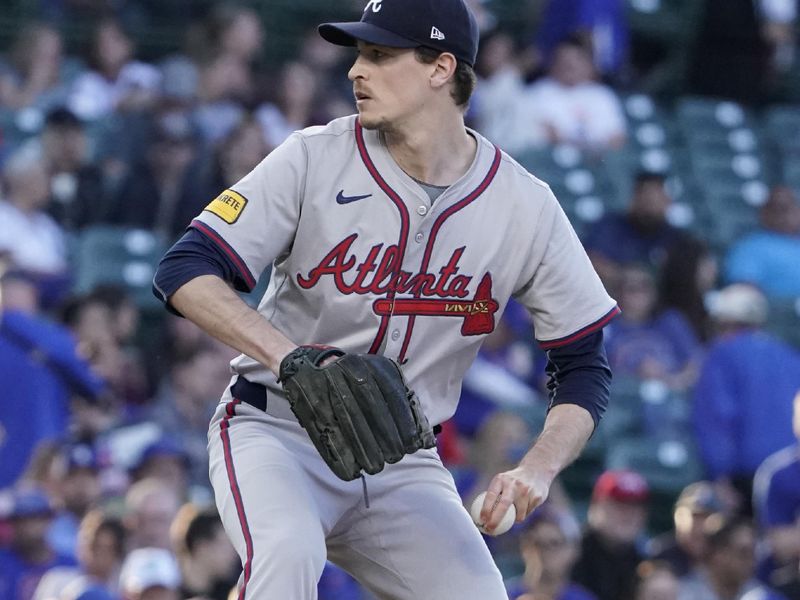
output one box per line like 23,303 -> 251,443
513,145 -> 621,237
606,434 -> 704,492
677,97 -> 758,132
605,433 -> 705,533
763,105 -> 800,153
73,226 -> 169,311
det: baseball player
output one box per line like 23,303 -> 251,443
152,0 -> 619,598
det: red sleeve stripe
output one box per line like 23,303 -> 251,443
190,219 -> 257,291
538,305 -> 621,349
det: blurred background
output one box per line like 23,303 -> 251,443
0,0 -> 799,599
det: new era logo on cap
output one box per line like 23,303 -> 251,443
430,26 -> 445,40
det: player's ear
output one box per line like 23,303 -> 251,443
430,52 -> 457,90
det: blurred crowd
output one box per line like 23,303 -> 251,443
1,0 -> 800,599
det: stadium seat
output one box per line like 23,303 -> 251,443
676,97 -> 758,132
72,225 -> 169,311
514,145 -> 621,236
763,105 -> 800,154
605,432 -> 705,533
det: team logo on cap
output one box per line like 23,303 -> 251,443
430,27 -> 445,40
364,0 -> 382,12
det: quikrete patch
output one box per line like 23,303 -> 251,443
204,189 -> 248,224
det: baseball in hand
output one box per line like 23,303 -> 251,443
470,491 -> 516,536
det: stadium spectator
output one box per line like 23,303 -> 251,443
0,23 -> 72,111
647,481 -> 725,577
106,110 -> 204,239
295,26 -> 355,119
159,5 -> 265,110
128,438 -> 191,501
0,488 -> 77,600
147,346 -> 232,494
169,504 -> 238,600
202,114 -> 271,194
583,171 -> 685,288
692,284 -> 800,515
46,444 -> 104,559
678,515 -> 788,600
724,185 -> 800,300
196,5 -> 265,67
123,478 -> 182,552
256,60 -> 322,148
0,149 -> 70,304
506,505 -> 597,600
658,238 -> 718,342
118,547 -> 180,600
516,37 -> 627,152
535,0 -> 630,81
34,509 -> 125,600
0,304 -> 105,488
773,563 -> 800,600
60,291 -> 149,409
471,31 -> 528,153
191,54 -> 251,145
753,392 -> 800,590
603,265 -> 701,391
759,0 -> 798,76
34,107 -> 107,230
0,271 -> 40,315
571,470 -> 650,600
67,18 -> 161,122
633,561 -> 679,600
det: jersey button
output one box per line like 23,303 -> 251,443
391,329 -> 401,341
414,232 -> 424,243
417,205 -> 428,216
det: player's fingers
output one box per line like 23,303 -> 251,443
484,492 -> 515,532
479,478 -> 505,524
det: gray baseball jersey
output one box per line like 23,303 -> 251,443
194,115 -> 618,426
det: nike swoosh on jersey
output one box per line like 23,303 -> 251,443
336,190 -> 372,204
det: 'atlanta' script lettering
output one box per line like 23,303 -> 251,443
296,234 -> 473,297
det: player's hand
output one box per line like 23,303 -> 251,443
479,464 -> 552,534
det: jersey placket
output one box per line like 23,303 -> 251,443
396,146 -> 502,364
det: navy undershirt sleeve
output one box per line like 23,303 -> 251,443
152,227 -> 251,315
544,330 -> 611,430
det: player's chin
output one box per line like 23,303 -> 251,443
356,111 -> 383,131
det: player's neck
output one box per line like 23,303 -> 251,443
382,111 -> 476,187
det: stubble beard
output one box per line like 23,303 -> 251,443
357,109 -> 395,135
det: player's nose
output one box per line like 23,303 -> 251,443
348,55 -> 367,81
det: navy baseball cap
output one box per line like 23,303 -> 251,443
319,0 -> 480,67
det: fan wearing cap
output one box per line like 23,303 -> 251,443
693,284 -> 800,514
118,548 -> 181,600
647,481 -> 726,577
571,470 -> 650,600
151,0 -> 619,597
0,488 -> 78,600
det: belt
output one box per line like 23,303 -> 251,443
230,375 -> 442,435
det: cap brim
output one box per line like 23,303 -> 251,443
318,22 -> 419,49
